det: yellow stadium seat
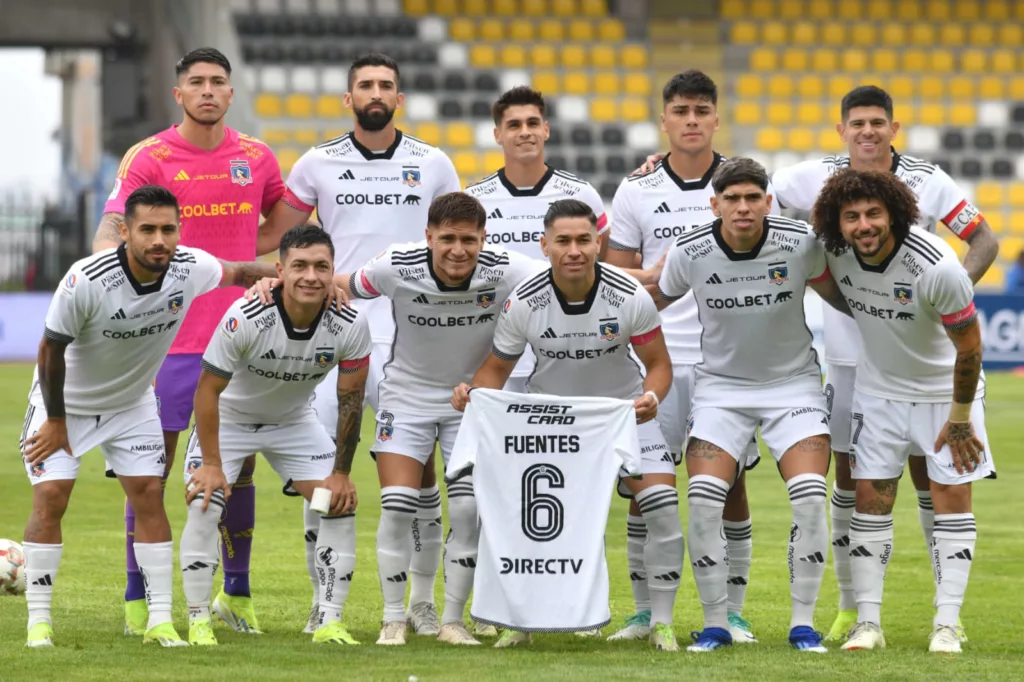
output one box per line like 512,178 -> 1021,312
255,93 -> 282,118
292,128 -> 318,146
986,0 -> 1011,20
797,75 -> 824,98
954,0 -> 981,20
998,24 -> 1023,47
925,0 -> 952,20
1011,213 -> 1024,234
918,103 -> 946,126
978,77 -> 1005,100
532,71 -> 561,95
561,45 -> 587,68
492,0 -> 518,15
563,72 -> 590,95
818,127 -> 845,153
938,24 -> 965,45
598,19 -> 625,42
621,45 -> 648,69
829,75 -> 855,99
479,19 -> 504,41
812,49 -> 838,72
721,0 -> 745,19
413,122 -> 442,146
322,128 -> 345,141
930,49 -> 956,73
551,0 -> 577,16
462,0 -> 487,14
943,235 -> 967,258
523,0 -> 548,16
791,21 -> 817,45
453,151 -> 480,177
261,128 -> 290,145
888,75 -> 914,98
751,48 -> 778,71
978,264 -> 1005,290
538,19 -> 564,42
999,237 -> 1024,261
590,98 -> 618,122
763,22 -> 788,45
895,0 -> 921,20
767,102 -> 793,125
948,77 -> 975,100
483,150 -> 505,173
768,74 -> 794,98
581,0 -> 607,16
866,0 -> 892,18
569,19 -> 595,42
734,102 -> 762,126
872,49 -> 899,72
445,122 -> 474,148
849,22 -> 875,46
500,45 -> 527,68
621,99 -> 650,122
749,0 -> 776,19
837,0 -> 862,20
1008,183 -> 1024,208
594,72 -> 621,95
960,49 -> 987,73
789,128 -> 816,152
778,0 -> 805,19
434,0 -> 458,15
909,24 -> 935,46
315,94 -> 344,118
731,21 -> 758,45
736,74 -> 764,98
902,50 -> 928,71
1010,77 -> 1024,99
880,23 -> 906,46
919,76 -> 945,100
821,22 -> 846,45
531,45 -> 557,68
798,102 -> 825,125
285,94 -> 313,118
841,49 -> 868,72
976,182 -> 1006,210
470,45 -> 497,68
625,74 -> 652,97
449,18 -> 475,41
591,45 -> 616,68
986,212 -> 1006,234
782,48 -> 808,71
894,103 -> 915,125
403,0 -> 429,15
277,147 -> 301,172
991,50 -> 1017,74
968,23 -> 995,45
756,127 -> 785,152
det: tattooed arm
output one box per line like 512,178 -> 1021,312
323,360 -> 369,516
218,260 -> 279,289
961,221 -> 998,285
92,212 -> 125,252
936,315 -> 985,473
22,335 -> 73,464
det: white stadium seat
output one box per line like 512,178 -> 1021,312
977,101 -> 1009,128
437,43 -> 469,68
772,152 -> 801,173
344,0 -> 371,15
320,66 -> 347,93
625,122 -> 658,150
1016,157 -> 1024,181
500,69 -> 531,94
290,66 -> 319,93
260,65 -> 289,93
957,181 -> 976,204
404,94 -> 439,121
375,0 -> 401,16
475,122 -> 495,148
906,126 -> 940,155
254,0 -> 281,14
240,68 -> 257,93
229,0 -> 253,12
556,96 -> 588,123
314,0 -> 342,13
284,0 -> 312,13
418,17 -> 448,43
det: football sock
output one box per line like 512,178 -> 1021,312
830,484 -> 857,611
408,484 -> 442,607
135,540 -> 175,629
916,490 -> 937,587
932,513 -> 976,628
848,511 -> 893,625
316,514 -> 356,626
124,500 -> 145,602
377,486 -> 418,622
303,499 -> 319,608
180,492 -> 224,622
787,473 -> 829,629
220,465 -> 256,597
24,542 -> 62,628
625,514 -> 651,614
441,478 -> 479,625
636,484 -> 683,627
723,519 -> 753,616
687,475 -> 730,630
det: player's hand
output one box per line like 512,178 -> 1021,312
935,419 -> 984,475
22,417 -> 72,465
451,383 -> 473,412
186,464 -> 231,511
324,472 -> 358,515
324,283 -> 352,312
244,277 -> 282,304
632,152 -> 666,176
633,391 -> 659,424
643,246 -> 671,286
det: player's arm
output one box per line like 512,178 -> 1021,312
327,359 -> 368,515
218,259 -> 278,289
92,212 -> 126,252
452,352 -> 518,411
256,198 -> 314,256
189,368 -> 234,510
651,243 -> 690,311
22,334 -> 73,464
961,221 -> 998,285
807,270 -> 853,317
938,313 -> 985,473
931,170 -> 998,284
632,326 -> 671,424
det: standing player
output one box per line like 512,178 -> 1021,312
94,47 -> 285,635
606,70 -> 765,643
810,169 -> 993,653
180,226 -> 371,647
653,158 -> 851,653
19,185 -> 277,648
453,199 -> 682,652
255,53 -> 462,635
768,86 -> 998,640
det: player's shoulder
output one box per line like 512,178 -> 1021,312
465,171 -> 502,196
511,266 -> 553,300
599,263 -> 642,296
399,131 -> 447,162
477,246 -> 512,268
672,219 -> 716,249
548,168 -> 598,199
905,226 -> 956,267
766,214 -> 814,235
388,240 -> 429,265
895,152 -> 941,178
624,159 -> 670,190
234,295 -> 276,327
115,134 -> 168,176
324,300 -> 363,330
75,248 -> 123,283
309,132 -> 358,160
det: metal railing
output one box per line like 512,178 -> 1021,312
0,191 -> 87,292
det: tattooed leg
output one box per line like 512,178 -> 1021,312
684,437 -> 738,483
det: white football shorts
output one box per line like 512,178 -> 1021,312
689,399 -> 830,466
616,418 -> 676,498
848,392 -> 995,485
21,402 -> 164,484
824,364 -> 856,454
311,341 -> 387,433
371,407 -> 462,466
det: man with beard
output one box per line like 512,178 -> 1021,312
93,48 -> 285,637
256,52 -> 461,636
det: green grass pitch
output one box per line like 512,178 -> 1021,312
0,363 -> 1021,680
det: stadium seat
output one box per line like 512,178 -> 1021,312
736,74 -> 763,98
255,93 -> 283,118
523,0 -> 548,15
766,102 -> 792,125
948,76 -> 975,101
500,45 -> 527,69
1008,183 -> 1024,208
439,99 -> 464,119
539,19 -> 565,42
777,0 -> 804,19
442,72 -> 467,91
938,23 -> 965,46
533,71 -> 561,95
974,130 -> 997,152
751,48 -> 778,72
493,0 -> 517,15
734,102 -> 762,126
601,126 -> 625,146
562,45 -> 588,69
907,126 -> 940,155
564,71 -> 590,95
605,155 -> 628,175
322,127 -> 345,141
260,128 -> 291,145
624,74 -> 651,97
620,45 -> 648,69
841,49 -> 868,73
552,0 -> 577,16
505,19 -> 533,42
808,0 -> 833,19
768,74 -> 794,98
594,72 -> 620,96
762,22 -> 788,45
720,0 -> 744,19
434,0 -> 459,14
438,44 -> 468,68
293,128 -> 320,146
812,49 -> 838,72
919,76 -> 944,100
1006,131 -> 1024,152
590,99 -> 617,122
470,100 -> 492,118
978,264 -> 1005,290
470,45 -> 496,68
992,159 -> 1014,179
782,49 -> 809,72
817,127 -> 845,153
413,121 -> 442,146
445,122 -> 474,148
960,159 -> 983,179
1013,103 -> 1024,124
828,75 -> 855,99
987,0 -> 1012,20
999,237 -> 1024,261
798,102 -> 825,126
850,23 -> 876,47
797,75 -> 824,98
453,151 -> 480,177
976,182 -> 1005,209
960,49 -> 987,74
950,104 -> 976,127
556,96 -> 588,123
755,127 -> 785,152
581,0 -> 607,17
998,24 -> 1023,47
575,155 -> 597,176
598,19 -> 625,42
482,150 -> 504,173
1011,212 -> 1024,235
547,154 -> 569,170
930,49 -> 956,73
591,45 -> 616,69
749,0 -> 776,19
941,129 -> 965,151
530,45 -> 557,69
277,147 -> 302,172
315,94 -> 344,118
821,22 -> 846,45
986,212 -> 1006,234
479,19 -> 504,42
888,75 -> 914,99
569,20 -> 595,42
791,21 -> 817,45
571,127 -> 593,146
731,21 -> 758,45
621,99 -> 649,122
880,22 -> 906,45
788,128 -> 816,153
871,49 -> 899,73
902,49 -> 928,72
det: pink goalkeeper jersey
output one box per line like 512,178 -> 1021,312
104,125 -> 285,353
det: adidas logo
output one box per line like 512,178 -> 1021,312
832,535 -> 850,547
386,571 -> 407,583
339,571 -> 354,582
541,327 -> 558,339
727,576 -> 748,586
660,452 -> 674,462
31,574 -> 53,586
174,170 -> 190,181
339,169 -> 355,180
451,558 -> 477,568
850,545 -> 873,557
304,530 -> 318,543
799,551 -> 825,564
653,571 -> 680,581
947,549 -> 973,560
183,561 -> 213,572
706,273 -> 723,284
488,208 -> 504,220
110,308 -> 127,320
653,201 -> 671,214
628,572 -> 645,581
261,349 -> 278,360
413,294 -> 430,304
840,275 -> 853,286
692,555 -> 717,568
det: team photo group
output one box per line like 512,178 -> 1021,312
13,45 -> 996,656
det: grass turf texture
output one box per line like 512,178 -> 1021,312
0,362 -> 1021,681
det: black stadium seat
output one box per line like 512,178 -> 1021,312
959,159 -> 982,179
241,43 -> 260,63
1005,131 -> 1024,151
547,154 -> 568,170
474,72 -> 500,92
412,72 -> 437,92
599,180 -> 619,199
470,100 -> 492,118
268,15 -> 297,36
571,126 -> 593,146
991,158 -> 1014,179
575,155 -> 597,175
972,130 -> 996,151
601,126 -> 625,146
941,129 -> 965,151
298,16 -> 325,37
932,158 -> 953,175
288,44 -> 315,63
633,153 -> 650,170
261,43 -> 285,64
440,99 -> 464,119
443,72 -> 468,92
605,155 -> 627,175
411,46 -> 437,64
547,127 -> 563,147
394,17 -> 418,38
319,44 -> 347,63
235,15 -> 266,36
1012,103 -> 1024,125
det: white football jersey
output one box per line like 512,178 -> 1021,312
446,388 -> 641,632
201,289 -> 373,424
283,130 -> 461,344
492,264 -> 661,400
771,147 -> 982,366
610,153 -> 781,367
351,242 -> 542,416
657,216 -> 828,407
827,227 -> 985,403
30,245 -> 222,414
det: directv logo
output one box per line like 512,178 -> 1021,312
706,273 -> 723,284
488,208 -> 504,219
110,308 -> 127,320
338,169 -> 355,180
654,202 -> 671,214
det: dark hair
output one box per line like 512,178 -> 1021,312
125,185 -> 180,222
428,192 -> 487,229
279,224 -> 335,261
175,47 -> 231,77
841,85 -> 893,121
810,168 -> 919,256
662,69 -> 718,106
543,199 -> 597,231
711,157 -> 768,194
348,52 -> 400,91
492,85 -> 546,126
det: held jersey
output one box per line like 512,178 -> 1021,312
770,147 -> 983,366
282,130 -> 461,345
104,125 -> 285,354
446,388 -> 641,632
609,153 -> 781,367
351,242 -> 542,415
30,245 -> 223,415
492,263 -> 661,400
657,216 -> 828,407
827,227 -> 985,403
201,288 -> 372,424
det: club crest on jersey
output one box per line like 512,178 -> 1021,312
401,166 -> 422,186
894,284 -> 913,304
224,317 -> 239,333
167,292 -> 184,314
315,347 -> 335,368
599,318 -> 620,341
477,290 -> 496,308
186,459 -> 200,475
768,263 -> 789,285
230,159 -> 252,186
31,462 -> 45,477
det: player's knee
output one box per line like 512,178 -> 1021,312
832,452 -> 854,490
31,483 -> 72,525
908,455 -> 930,491
930,482 -> 972,514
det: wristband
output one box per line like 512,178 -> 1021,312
644,390 -> 659,407
948,402 -> 971,422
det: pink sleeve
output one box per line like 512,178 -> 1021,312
809,266 -> 831,283
940,302 -> 977,329
260,151 -> 286,216
630,325 -> 661,346
282,187 -> 315,213
104,142 -> 161,214
596,212 -> 609,233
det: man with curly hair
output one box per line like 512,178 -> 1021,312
810,168 -> 994,654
